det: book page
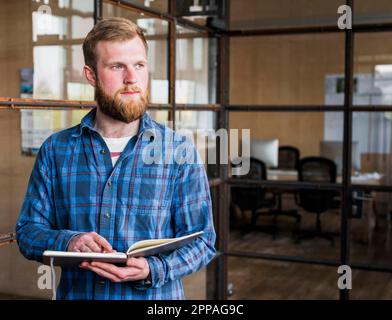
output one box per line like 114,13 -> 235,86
128,238 -> 176,252
126,231 -> 204,256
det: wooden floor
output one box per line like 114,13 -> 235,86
227,256 -> 392,300
226,201 -> 392,300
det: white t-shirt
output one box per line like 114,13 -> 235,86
102,135 -> 133,166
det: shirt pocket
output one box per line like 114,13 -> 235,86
129,164 -> 174,211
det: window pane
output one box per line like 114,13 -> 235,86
229,111 -> 343,261
32,0 -> 94,42
175,0 -> 223,28
24,1 -> 94,155
120,0 -> 168,13
147,110 -> 169,125
354,32 -> 392,106
229,189 -> 341,261
351,112 -> 392,187
175,110 -> 216,131
176,26 -> 217,104
230,112 -> 344,168
230,34 -> 345,105
32,0 -> 94,100
356,0 -> 392,25
103,2 -> 169,104
230,0 -> 345,30
33,45 -> 94,100
351,191 -> 392,271
175,111 -> 217,176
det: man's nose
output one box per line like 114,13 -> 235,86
123,68 -> 137,85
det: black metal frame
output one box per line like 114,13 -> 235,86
0,0 -> 390,300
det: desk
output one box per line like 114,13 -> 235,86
267,169 -> 383,244
267,169 -> 297,181
267,169 -> 382,185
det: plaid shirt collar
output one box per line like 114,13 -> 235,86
72,108 -> 155,139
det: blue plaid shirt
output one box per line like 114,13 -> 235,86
16,109 -> 216,300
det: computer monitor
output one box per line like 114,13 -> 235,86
320,140 -> 361,174
245,138 -> 279,168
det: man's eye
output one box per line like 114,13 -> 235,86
135,64 -> 145,70
111,65 -> 123,70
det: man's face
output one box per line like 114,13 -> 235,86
92,37 -> 149,123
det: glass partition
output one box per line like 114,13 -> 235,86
176,26 -> 217,105
32,0 -> 94,101
230,34 -> 345,106
230,0 -> 345,30
351,191 -> 392,270
356,0 -> 392,25
122,0 -> 168,13
354,32 -> 392,106
175,110 -> 217,176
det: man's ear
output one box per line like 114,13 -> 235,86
83,65 -> 97,87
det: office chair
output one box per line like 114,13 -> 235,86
231,157 -> 277,235
278,146 -> 300,170
295,156 -> 340,245
268,146 -> 302,223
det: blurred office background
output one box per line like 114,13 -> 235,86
1,0 -> 392,300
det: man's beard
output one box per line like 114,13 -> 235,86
95,81 -> 148,124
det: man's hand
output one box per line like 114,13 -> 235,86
68,232 -> 112,253
80,257 -> 150,283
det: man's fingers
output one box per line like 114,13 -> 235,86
90,261 -> 120,273
80,244 -> 92,252
85,240 -> 102,253
92,234 -> 113,252
80,261 -> 145,281
82,265 -> 122,282
68,232 -> 113,253
90,262 -> 141,279
126,257 -> 146,269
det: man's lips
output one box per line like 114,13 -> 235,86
120,91 -> 140,95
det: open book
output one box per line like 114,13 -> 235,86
43,231 -> 203,267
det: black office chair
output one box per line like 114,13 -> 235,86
295,156 -> 340,245
231,157 -> 277,235
269,146 -> 302,223
278,146 -> 300,170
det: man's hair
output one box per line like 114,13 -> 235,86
83,17 -> 148,74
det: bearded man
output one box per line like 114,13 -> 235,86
16,18 -> 216,300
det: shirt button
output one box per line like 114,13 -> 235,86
99,281 -> 105,285
105,212 -> 111,219
100,149 -> 106,154
108,180 -> 112,187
